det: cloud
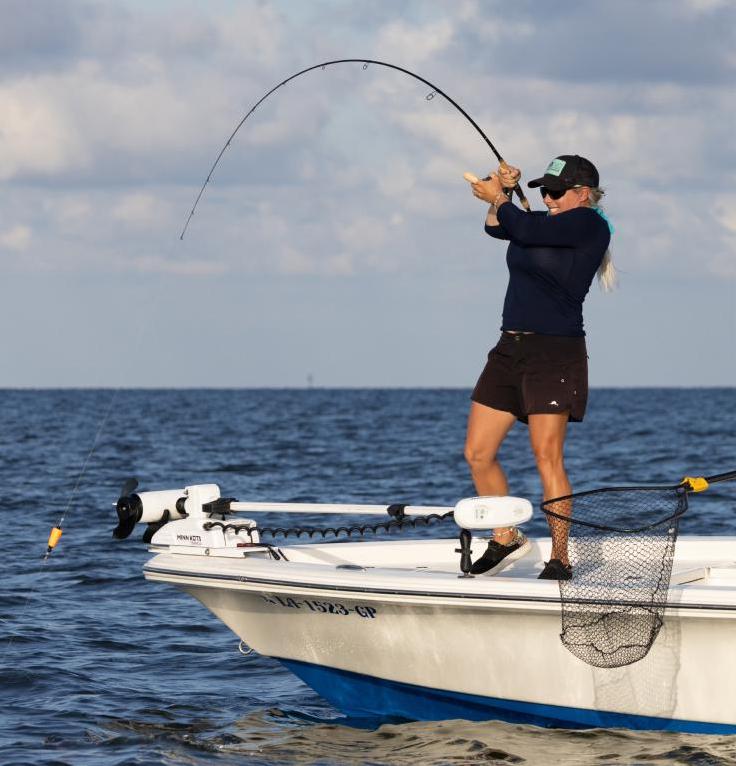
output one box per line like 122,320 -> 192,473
112,193 -> 171,228
52,196 -> 93,226
0,4 -> 733,283
0,1 -> 306,185
374,18 -> 454,65
335,214 -> 389,254
130,254 -> 227,277
0,0 -> 83,75
715,198 -> 736,234
712,198 -> 736,278
0,77 -> 89,179
0,224 -> 32,251
683,0 -> 732,12
455,0 -> 736,85
0,0 -> 733,387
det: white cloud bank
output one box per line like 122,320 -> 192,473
0,0 -> 733,386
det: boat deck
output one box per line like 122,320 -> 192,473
147,534 -> 736,612
280,534 -> 736,583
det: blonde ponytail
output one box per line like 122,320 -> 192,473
597,248 -> 617,292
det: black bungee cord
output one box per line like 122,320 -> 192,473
203,508 -> 455,542
180,58 -> 529,239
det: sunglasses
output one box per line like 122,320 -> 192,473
540,186 -> 569,200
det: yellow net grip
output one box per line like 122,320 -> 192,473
682,476 -> 709,493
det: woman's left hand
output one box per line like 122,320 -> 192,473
471,173 -> 505,204
498,162 -> 521,189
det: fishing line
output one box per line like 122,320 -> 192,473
9,200 -> 186,667
0,388 -> 119,666
43,389 -> 120,559
39,209 -> 189,566
39,233 -> 181,562
179,58 -> 529,239
4,228 -> 184,661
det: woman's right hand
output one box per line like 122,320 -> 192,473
471,173 -> 505,204
498,162 -> 521,190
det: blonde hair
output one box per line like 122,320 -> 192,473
587,187 -> 617,292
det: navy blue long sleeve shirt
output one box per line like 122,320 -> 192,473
485,203 -> 610,337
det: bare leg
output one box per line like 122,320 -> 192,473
464,401 -> 517,543
528,413 -> 572,564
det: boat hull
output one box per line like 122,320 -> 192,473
170,581 -> 734,733
281,659 -> 736,734
144,537 -> 736,733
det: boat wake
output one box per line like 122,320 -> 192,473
99,710 -> 736,766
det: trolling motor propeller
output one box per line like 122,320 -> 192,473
113,477 -> 142,539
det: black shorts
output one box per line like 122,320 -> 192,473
471,332 -> 589,424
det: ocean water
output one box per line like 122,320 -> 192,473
1,387 -> 735,766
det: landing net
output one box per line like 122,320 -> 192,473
542,485 -> 688,668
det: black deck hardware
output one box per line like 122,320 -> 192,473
386,504 -> 407,520
202,497 -> 237,518
456,529 -> 474,578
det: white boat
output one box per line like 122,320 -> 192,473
114,480 -> 736,734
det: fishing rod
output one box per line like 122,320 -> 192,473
179,58 -> 530,239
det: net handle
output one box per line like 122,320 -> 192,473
704,470 -> 736,485
681,470 -> 736,492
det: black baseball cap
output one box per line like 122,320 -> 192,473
527,155 -> 599,191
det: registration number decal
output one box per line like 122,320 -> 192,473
260,594 -> 377,619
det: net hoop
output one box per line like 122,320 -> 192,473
542,485 -> 689,533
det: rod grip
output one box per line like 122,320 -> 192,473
512,184 -> 531,212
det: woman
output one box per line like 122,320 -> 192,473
465,155 -> 614,579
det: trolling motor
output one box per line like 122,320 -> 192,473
453,496 -> 533,577
113,480 -> 257,546
113,478 -> 189,542
113,481 -> 534,566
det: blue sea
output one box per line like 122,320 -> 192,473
2,388 -> 735,766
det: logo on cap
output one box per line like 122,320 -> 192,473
545,159 -> 566,177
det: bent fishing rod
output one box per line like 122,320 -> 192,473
180,58 -> 529,239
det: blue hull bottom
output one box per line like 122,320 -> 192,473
280,659 -> 736,735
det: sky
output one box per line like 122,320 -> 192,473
1,0 -> 734,387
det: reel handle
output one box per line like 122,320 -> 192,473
498,160 -> 530,212
465,162 -> 530,212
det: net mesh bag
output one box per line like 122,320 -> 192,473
542,486 -> 688,669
